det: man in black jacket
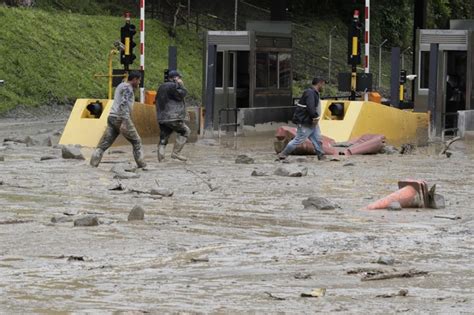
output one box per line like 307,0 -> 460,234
155,70 -> 190,162
278,77 -> 326,161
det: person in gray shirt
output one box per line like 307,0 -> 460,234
90,71 -> 146,168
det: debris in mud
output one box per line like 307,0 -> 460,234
251,169 -> 268,177
381,145 -> 399,155
74,215 -> 99,227
67,256 -> 85,262
294,272 -> 312,279
387,202 -> 402,211
109,150 -> 126,154
186,168 -> 219,191
150,188 -> 174,197
376,289 -> 409,298
434,215 -> 461,220
274,165 -> 308,177
128,205 -> 145,221
190,257 -> 209,263
329,157 -> 341,162
343,162 -> 355,167
62,145 -> 85,160
0,219 -> 33,225
361,269 -> 428,281
235,154 -> 255,164
300,288 -> 326,298
439,136 -> 461,157
376,256 -> 395,265
264,292 -> 286,301
40,155 -> 58,161
3,136 -> 27,144
302,197 -> 340,210
400,144 -> 415,154
346,268 -> 384,276
0,156 -> 4,162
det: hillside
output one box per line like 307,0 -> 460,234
0,7 -> 203,112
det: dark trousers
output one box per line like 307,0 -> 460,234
159,120 -> 191,145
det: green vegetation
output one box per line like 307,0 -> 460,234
0,6 -> 203,112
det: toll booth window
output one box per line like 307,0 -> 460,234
256,53 -> 268,88
257,52 -> 291,89
420,51 -> 430,89
269,53 -> 278,88
216,52 -> 223,88
228,53 -> 234,88
279,53 -> 291,88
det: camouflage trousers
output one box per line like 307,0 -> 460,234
95,115 -> 145,167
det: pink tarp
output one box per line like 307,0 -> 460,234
274,126 -> 385,156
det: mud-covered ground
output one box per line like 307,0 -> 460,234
0,117 -> 473,314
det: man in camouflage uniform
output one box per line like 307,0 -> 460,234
90,71 -> 146,168
155,70 -> 190,162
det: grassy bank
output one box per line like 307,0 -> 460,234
0,7 -> 203,112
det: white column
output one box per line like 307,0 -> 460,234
364,0 -> 370,101
140,0 -> 145,102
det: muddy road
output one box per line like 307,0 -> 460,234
0,118 -> 473,313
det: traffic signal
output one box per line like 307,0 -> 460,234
120,14 -> 137,70
347,10 -> 362,66
164,69 -> 169,82
400,70 -> 407,84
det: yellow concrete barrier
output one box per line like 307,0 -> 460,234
59,98 -> 200,147
319,101 -> 429,146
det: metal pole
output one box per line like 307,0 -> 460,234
328,26 -> 336,83
401,46 -> 411,70
234,0 -> 238,30
378,39 -> 388,89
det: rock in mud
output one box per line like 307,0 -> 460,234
113,172 -> 140,180
302,197 -> 340,210
74,215 -> 99,227
274,165 -> 308,177
62,145 -> 85,160
128,205 -> 145,221
387,202 -> 402,211
377,256 -> 395,265
150,188 -> 174,197
251,169 -> 268,177
235,154 -> 255,164
25,135 -> 53,147
429,194 -> 446,209
51,215 -> 74,223
111,163 -> 137,174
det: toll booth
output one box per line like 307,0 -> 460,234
414,20 -> 474,137
202,21 -> 293,132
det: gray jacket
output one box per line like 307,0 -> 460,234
155,81 -> 187,122
109,82 -> 134,119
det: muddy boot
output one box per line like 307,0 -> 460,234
134,152 -> 147,169
171,136 -> 187,161
157,144 -> 166,162
90,148 -> 104,167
